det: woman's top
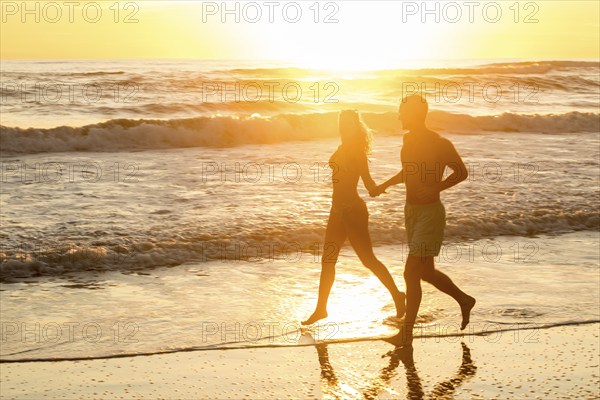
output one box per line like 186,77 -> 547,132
328,145 -> 366,214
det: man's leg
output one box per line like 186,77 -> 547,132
384,255 -> 421,347
403,255 -> 423,327
420,258 -> 475,330
394,255 -> 423,344
416,202 -> 476,330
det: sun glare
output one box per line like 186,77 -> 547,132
1,1 -> 598,61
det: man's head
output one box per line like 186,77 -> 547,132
399,95 -> 428,130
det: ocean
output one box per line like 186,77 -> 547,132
0,59 -> 598,361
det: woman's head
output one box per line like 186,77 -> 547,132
339,110 -> 372,154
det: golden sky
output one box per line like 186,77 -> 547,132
1,1 -> 598,68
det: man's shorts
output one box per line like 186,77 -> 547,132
404,201 -> 446,257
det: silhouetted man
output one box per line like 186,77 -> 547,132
373,95 -> 476,345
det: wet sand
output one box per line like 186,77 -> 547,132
1,323 -> 598,399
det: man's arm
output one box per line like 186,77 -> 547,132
437,141 -> 468,191
372,135 -> 409,197
380,170 -> 405,191
368,170 -> 403,197
416,140 -> 468,200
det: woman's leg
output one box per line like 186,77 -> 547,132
345,206 -> 406,318
302,210 -> 346,325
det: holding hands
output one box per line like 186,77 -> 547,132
369,184 -> 387,198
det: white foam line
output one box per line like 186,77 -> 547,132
1,319 -> 598,364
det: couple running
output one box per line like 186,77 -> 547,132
302,95 -> 476,345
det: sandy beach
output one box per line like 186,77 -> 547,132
1,323 -> 598,399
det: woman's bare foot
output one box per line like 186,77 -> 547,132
394,292 -> 407,319
460,295 -> 476,330
302,309 -> 328,325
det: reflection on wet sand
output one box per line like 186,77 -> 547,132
313,335 -> 476,399
428,343 -> 477,399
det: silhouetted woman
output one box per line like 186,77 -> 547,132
302,110 -> 406,325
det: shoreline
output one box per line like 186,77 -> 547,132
2,319 -> 599,365
1,323 -> 598,399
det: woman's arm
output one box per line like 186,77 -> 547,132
367,170 -> 403,197
357,152 -> 378,194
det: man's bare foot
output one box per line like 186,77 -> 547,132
394,292 -> 407,319
383,324 -> 413,347
302,309 -> 328,325
460,296 -> 476,330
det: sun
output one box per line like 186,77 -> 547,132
248,2 -> 450,71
